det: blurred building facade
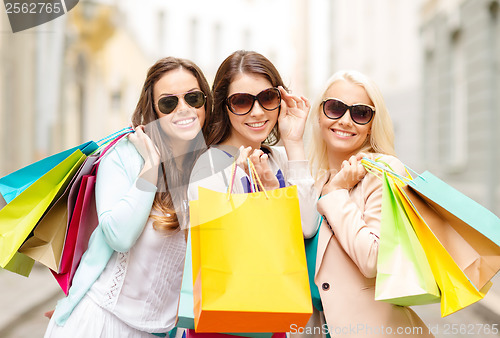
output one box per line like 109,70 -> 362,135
1,8 -> 37,174
420,0 -> 500,215
0,0 -> 295,175
296,0 -> 424,170
0,1 -> 151,175
5,0 -> 499,218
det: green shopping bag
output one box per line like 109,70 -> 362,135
0,149 -> 87,270
375,172 -> 440,306
2,252 -> 34,277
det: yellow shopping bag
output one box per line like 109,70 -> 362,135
190,162 -> 312,333
0,149 -> 86,269
396,184 -> 491,317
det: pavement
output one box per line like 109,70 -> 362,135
0,264 -> 499,337
0,263 -> 63,336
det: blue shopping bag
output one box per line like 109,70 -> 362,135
0,127 -> 132,277
408,171 -> 500,246
0,141 -> 98,204
177,231 -> 196,330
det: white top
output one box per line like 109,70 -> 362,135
85,208 -> 185,333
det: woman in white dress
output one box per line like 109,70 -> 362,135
44,56 -> 212,338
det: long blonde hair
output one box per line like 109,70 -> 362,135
308,70 -> 395,180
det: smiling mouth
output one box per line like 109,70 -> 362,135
174,117 -> 196,125
333,129 -> 356,137
246,121 -> 267,128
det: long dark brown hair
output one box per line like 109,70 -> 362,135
204,50 -> 288,147
131,57 -> 212,232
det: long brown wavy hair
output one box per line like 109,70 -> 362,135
204,50 -> 288,147
131,57 -> 212,232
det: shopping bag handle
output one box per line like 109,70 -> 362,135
226,159 -> 269,200
93,129 -> 134,171
96,126 -> 134,147
361,157 -> 429,186
361,157 -> 411,186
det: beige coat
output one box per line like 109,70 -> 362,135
315,155 -> 433,338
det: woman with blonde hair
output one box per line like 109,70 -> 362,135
308,70 -> 433,337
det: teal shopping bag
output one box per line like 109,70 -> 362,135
0,141 -> 97,204
304,213 -> 323,311
408,172 -> 500,246
0,149 -> 87,269
177,231 -> 195,330
0,127 -> 133,204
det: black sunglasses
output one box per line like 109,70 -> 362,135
157,90 -> 206,115
322,98 -> 375,125
226,87 -> 281,115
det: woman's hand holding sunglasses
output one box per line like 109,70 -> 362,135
277,86 -> 310,160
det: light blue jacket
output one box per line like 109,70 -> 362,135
53,138 -> 157,325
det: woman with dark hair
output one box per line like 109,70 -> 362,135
189,50 -> 318,238
44,56 -> 211,338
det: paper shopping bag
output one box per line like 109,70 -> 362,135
408,172 -> 500,247
406,173 -> 500,290
0,149 -> 87,268
0,193 -> 6,210
375,173 -> 440,306
52,174 -> 98,294
49,155 -> 99,294
304,214 -> 324,311
178,229 -> 196,330
18,154 -> 96,271
50,132 -> 131,294
177,210 -> 280,338
2,252 -> 34,277
191,185 -> 312,333
0,141 -> 97,204
396,184 -> 491,316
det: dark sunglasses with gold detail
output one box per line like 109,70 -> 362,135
157,90 -> 206,115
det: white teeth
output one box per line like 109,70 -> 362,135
334,130 -> 355,137
247,121 -> 266,128
175,118 -> 195,125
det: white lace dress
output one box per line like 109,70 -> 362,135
45,216 -> 186,338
